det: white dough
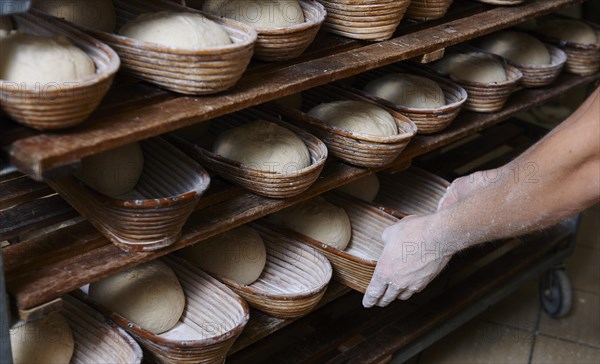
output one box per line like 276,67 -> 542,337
269,197 -> 352,250
120,12 -> 231,50
0,32 -> 95,84
213,119 -> 311,174
181,225 -> 267,285
10,312 -> 74,364
89,260 -> 186,335
479,31 -> 550,65
0,16 -> 13,36
539,19 -> 597,45
307,100 -> 398,137
364,73 -> 446,109
336,174 -> 380,202
33,0 -> 116,32
434,52 -> 507,83
201,0 -> 305,29
78,143 -> 144,198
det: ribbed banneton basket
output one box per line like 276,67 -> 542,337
405,0 -> 453,21
175,108 -> 328,199
272,84 -> 416,167
1,12 -> 119,130
88,0 -> 256,95
349,63 -> 468,134
206,223 -> 332,319
81,257 -> 250,364
272,193 -> 401,293
372,167 -> 450,216
64,295 -> 143,364
48,137 -> 210,252
472,0 -> 523,4
318,0 -> 410,41
507,44 -> 567,88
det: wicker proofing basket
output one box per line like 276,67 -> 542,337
271,84 -> 416,167
507,43 -> 567,88
318,0 -> 410,41
472,0 -> 523,5
405,0 -> 453,22
87,0 -> 256,95
63,295 -> 143,364
372,167 -> 450,216
175,108 -> 328,199
348,62 -> 468,134
80,257 -> 250,364
201,222 -> 333,319
1,12 -> 119,130
48,137 -> 210,252
270,192 -> 401,293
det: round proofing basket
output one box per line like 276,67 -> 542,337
207,223 -> 333,319
243,0 -> 327,62
539,26 -> 600,76
48,137 -> 210,252
270,192 -> 401,293
89,0 -> 256,95
81,257 -> 250,364
318,0 -> 410,41
472,0 -> 523,4
1,12 -> 119,130
349,63 -> 468,134
274,84 -> 416,167
63,295 -> 143,364
180,108 -> 328,199
372,167 -> 450,216
405,0 -> 453,22
494,43 -> 567,88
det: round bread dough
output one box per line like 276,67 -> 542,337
10,312 -> 75,364
0,32 -> 95,84
213,119 -> 311,174
434,52 -> 507,83
479,31 -> 550,65
78,143 -> 144,198
0,16 -> 13,36
119,11 -> 231,50
181,225 -> 267,285
538,19 -> 597,45
364,73 -> 446,109
269,197 -> 352,250
88,260 -> 185,335
336,174 -> 380,202
201,0 -> 305,29
33,0 -> 116,33
275,93 -> 303,109
307,100 -> 398,137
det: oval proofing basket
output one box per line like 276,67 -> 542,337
405,0 -> 453,22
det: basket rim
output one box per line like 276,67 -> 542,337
529,15 -> 600,51
435,50 -> 524,87
0,11 -> 120,93
243,0 -> 327,35
81,137 -> 211,209
214,221 -> 333,300
88,0 -> 258,55
468,40 -> 568,71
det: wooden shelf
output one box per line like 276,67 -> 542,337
2,71 -> 597,317
1,0 -> 583,180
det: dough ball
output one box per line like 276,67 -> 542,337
89,260 -> 185,334
0,16 -> 13,36
201,0 -> 305,29
10,312 -> 74,364
33,0 -> 116,33
434,52 -> 507,83
269,197 -> 352,250
364,73 -> 446,109
78,143 -> 144,198
336,174 -> 380,202
0,32 -> 95,84
538,19 -> 597,45
181,226 -> 267,285
307,100 -> 398,137
213,119 -> 311,174
119,12 -> 231,50
479,31 -> 550,65
275,93 -> 303,109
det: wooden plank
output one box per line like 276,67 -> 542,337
0,175 -> 53,210
4,0 -> 583,180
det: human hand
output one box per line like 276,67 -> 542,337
437,169 -> 497,211
362,215 -> 453,308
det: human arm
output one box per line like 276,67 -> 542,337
363,87 -> 600,308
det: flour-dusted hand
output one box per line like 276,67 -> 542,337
362,216 -> 454,308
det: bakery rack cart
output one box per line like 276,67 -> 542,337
1,0 -> 598,362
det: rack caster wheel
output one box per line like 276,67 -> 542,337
539,268 -> 572,318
